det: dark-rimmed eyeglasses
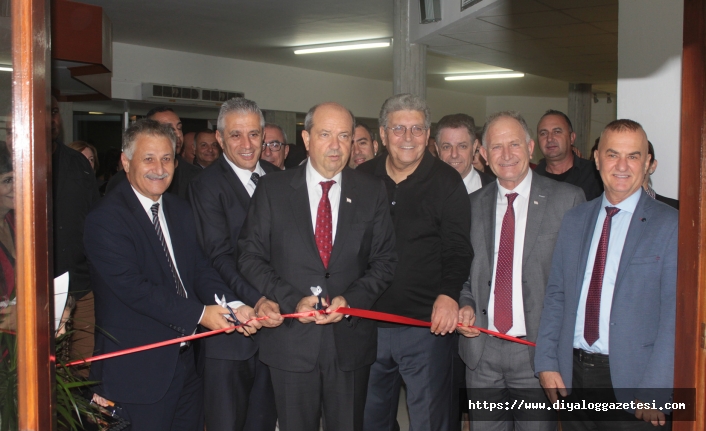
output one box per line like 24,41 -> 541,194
262,141 -> 285,151
386,125 -> 428,137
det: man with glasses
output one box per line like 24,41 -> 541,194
188,98 -> 280,431
435,113 -> 494,196
260,123 -> 289,170
358,93 -> 472,431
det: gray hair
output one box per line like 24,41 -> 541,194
378,93 -> 431,129
122,119 -> 176,160
304,102 -> 356,133
217,97 -> 265,134
264,122 -> 288,144
481,111 -> 532,147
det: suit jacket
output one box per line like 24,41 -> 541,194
188,156 -> 278,361
655,193 -> 679,210
53,142 -> 100,298
477,168 -> 494,188
85,178 -> 238,404
459,173 -> 585,370
535,191 -> 678,407
237,163 -> 397,373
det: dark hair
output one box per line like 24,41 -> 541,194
539,109 -> 573,133
145,106 -> 175,119
194,128 -> 216,142
435,113 -> 477,143
68,140 -> 100,172
648,140 -> 655,164
264,123 -> 288,144
0,143 -> 11,175
355,123 -> 377,142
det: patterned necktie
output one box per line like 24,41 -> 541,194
251,172 -> 260,186
151,203 -> 187,298
315,180 -> 336,268
584,206 -> 620,346
494,192 -> 518,335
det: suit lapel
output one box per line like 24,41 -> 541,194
162,196 -> 191,291
328,168 -> 356,269
219,157 -> 251,210
614,191 -> 651,292
289,163 -> 320,264
576,198 -> 602,296
522,174 -> 547,268
479,183 -> 497,312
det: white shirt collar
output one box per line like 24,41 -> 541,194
225,156 -> 265,188
305,158 -> 343,187
497,169 -> 532,200
601,187 -> 641,215
462,168 -> 482,194
131,186 -> 164,218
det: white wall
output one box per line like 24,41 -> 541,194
617,0 -> 683,198
590,99 -> 618,153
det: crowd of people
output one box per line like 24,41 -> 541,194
6,92 -> 677,431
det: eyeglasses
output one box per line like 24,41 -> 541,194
262,141 -> 285,151
386,125 -> 428,137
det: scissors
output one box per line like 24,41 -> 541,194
225,304 -> 252,338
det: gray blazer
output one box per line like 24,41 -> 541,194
459,173 -> 585,370
534,190 -> 678,407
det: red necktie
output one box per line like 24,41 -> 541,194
584,206 -> 620,346
494,192 -> 518,335
315,180 -> 336,268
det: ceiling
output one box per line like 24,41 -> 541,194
76,0 -> 618,97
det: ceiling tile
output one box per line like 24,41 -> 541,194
562,5 -> 618,23
477,0 -> 552,17
591,20 -> 619,33
478,11 -> 581,29
536,0 -> 617,8
442,18 -> 510,34
514,23 -> 607,39
424,35 -> 472,47
543,33 -> 617,48
443,30 -> 532,44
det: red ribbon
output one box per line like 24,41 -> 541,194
66,307 -> 534,367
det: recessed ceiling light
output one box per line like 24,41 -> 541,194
445,72 -> 525,81
294,38 -> 391,55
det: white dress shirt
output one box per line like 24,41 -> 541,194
306,159 -> 342,243
463,168 -> 483,195
225,157 -> 266,197
573,189 -> 641,354
488,170 -> 532,337
132,187 -> 243,327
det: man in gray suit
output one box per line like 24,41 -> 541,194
457,111 -> 585,430
535,119 -> 677,430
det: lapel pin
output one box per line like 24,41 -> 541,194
539,195 -> 546,198
533,201 -> 539,205
346,198 -> 352,203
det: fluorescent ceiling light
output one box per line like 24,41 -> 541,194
0,66 -> 12,72
294,38 -> 391,55
445,72 -> 524,81
88,112 -> 105,115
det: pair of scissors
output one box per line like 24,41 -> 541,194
225,304 -> 252,338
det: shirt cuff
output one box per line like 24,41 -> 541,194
198,306 -> 206,325
227,301 -> 245,310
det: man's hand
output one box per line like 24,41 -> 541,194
538,371 -> 567,404
635,399 -> 667,426
233,305 -> 262,336
294,295 -> 322,323
200,305 -> 236,333
316,296 -> 349,325
430,294 -> 459,335
254,297 -> 284,328
457,305 -> 480,338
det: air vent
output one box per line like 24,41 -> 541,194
141,83 -> 244,106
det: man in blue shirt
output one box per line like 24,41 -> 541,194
535,119 -> 678,430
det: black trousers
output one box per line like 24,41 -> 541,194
120,347 -> 203,431
203,352 -> 278,431
561,349 -> 671,431
269,325 -> 371,431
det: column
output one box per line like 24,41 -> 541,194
568,83 -> 592,156
263,110 -> 296,145
393,0 -> 426,98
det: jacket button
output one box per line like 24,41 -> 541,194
325,273 -> 331,279
488,281 -> 491,287
482,309 -> 487,315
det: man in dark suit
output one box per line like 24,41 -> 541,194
643,141 -> 679,209
348,124 -> 379,169
435,113 -> 493,195
189,98 -> 279,431
535,120 -> 678,430
457,111 -> 585,430
105,107 -> 201,199
85,119 -> 261,431
237,102 -> 397,431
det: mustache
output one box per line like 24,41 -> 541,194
145,173 -> 169,180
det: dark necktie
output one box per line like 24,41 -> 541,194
151,203 -> 187,298
584,206 -> 620,346
251,172 -> 260,186
315,180 -> 336,268
494,192 -> 518,335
